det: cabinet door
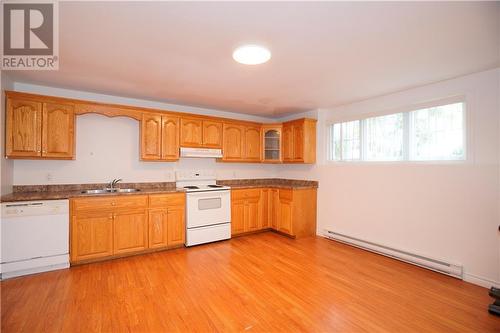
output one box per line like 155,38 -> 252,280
42,102 -> 75,159
282,124 -> 294,161
260,189 -> 270,229
231,199 -> 246,235
223,123 -> 244,160
162,116 -> 180,160
180,118 -> 203,147
6,98 -> 42,158
244,126 -> 261,161
270,189 -> 279,230
167,206 -> 185,246
246,196 -> 261,232
72,212 -> 113,262
113,210 -> 148,254
202,120 -> 223,148
149,209 -> 168,248
293,122 -> 305,161
278,193 -> 293,235
141,114 -> 162,160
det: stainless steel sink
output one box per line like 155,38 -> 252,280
80,188 -> 140,194
81,189 -> 109,194
116,188 -> 140,193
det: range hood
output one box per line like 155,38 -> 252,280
180,147 -> 223,158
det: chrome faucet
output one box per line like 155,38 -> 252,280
108,178 -> 122,191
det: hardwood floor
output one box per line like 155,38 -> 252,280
1,232 -> 499,332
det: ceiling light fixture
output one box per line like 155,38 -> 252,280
233,45 -> 271,65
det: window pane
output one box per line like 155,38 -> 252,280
328,123 -> 341,160
341,120 -> 360,160
410,102 -> 464,160
365,113 -> 404,161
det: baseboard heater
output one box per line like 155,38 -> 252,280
324,229 -> 463,279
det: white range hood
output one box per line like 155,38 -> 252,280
180,147 -> 223,158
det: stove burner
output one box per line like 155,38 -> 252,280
208,185 -> 223,188
184,186 -> 199,189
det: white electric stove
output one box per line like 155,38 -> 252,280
176,170 -> 231,246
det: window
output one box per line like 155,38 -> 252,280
410,103 -> 464,161
328,101 -> 465,162
328,121 -> 360,160
365,113 -> 404,161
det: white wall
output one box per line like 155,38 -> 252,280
13,113 -> 276,184
277,68 -> 500,288
0,73 -> 14,195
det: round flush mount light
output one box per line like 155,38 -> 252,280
233,45 -> 271,65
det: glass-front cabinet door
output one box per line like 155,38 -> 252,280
262,126 -> 282,163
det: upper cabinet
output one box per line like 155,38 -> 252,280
6,95 -> 74,159
282,118 -> 316,164
180,117 -> 222,148
221,122 -> 261,162
262,125 -> 282,163
4,92 -> 317,164
202,120 -> 223,148
140,114 -> 179,161
180,117 -> 203,147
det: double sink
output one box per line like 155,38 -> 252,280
81,178 -> 140,195
81,189 -> 140,194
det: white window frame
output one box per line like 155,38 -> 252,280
325,96 -> 468,165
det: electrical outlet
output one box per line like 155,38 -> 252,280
47,173 -> 53,181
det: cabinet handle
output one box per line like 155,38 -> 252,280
108,214 -> 113,220
111,202 -> 116,206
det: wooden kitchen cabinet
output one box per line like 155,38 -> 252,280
262,125 -> 282,163
231,197 -> 246,235
180,117 -> 223,148
180,117 -> 203,147
244,126 -> 261,161
6,98 -> 42,158
270,188 -> 279,229
162,116 -> 180,160
231,189 -> 262,235
282,118 -> 316,163
223,123 -> 245,161
277,190 -> 293,235
231,187 -> 317,237
141,114 -> 162,159
71,195 -> 149,263
6,96 -> 75,159
113,210 -> 148,255
274,188 -> 317,238
141,114 -> 179,161
71,212 -> 114,262
148,193 -> 186,248
260,188 -> 270,229
222,122 -> 261,162
42,102 -> 75,158
202,120 -> 223,148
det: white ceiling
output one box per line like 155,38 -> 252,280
6,1 -> 500,117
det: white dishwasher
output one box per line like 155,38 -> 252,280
1,200 -> 70,279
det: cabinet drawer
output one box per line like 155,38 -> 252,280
279,189 -> 293,201
232,188 -> 261,200
149,193 -> 185,208
72,195 -> 148,212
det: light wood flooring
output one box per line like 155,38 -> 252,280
1,232 -> 499,332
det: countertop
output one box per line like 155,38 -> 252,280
1,179 -> 318,203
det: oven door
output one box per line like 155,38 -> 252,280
186,190 -> 231,229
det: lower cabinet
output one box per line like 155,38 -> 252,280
230,187 -> 317,238
148,203 -> 185,249
70,193 -> 185,264
231,189 -> 262,235
113,210 -> 148,255
72,212 -> 114,262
